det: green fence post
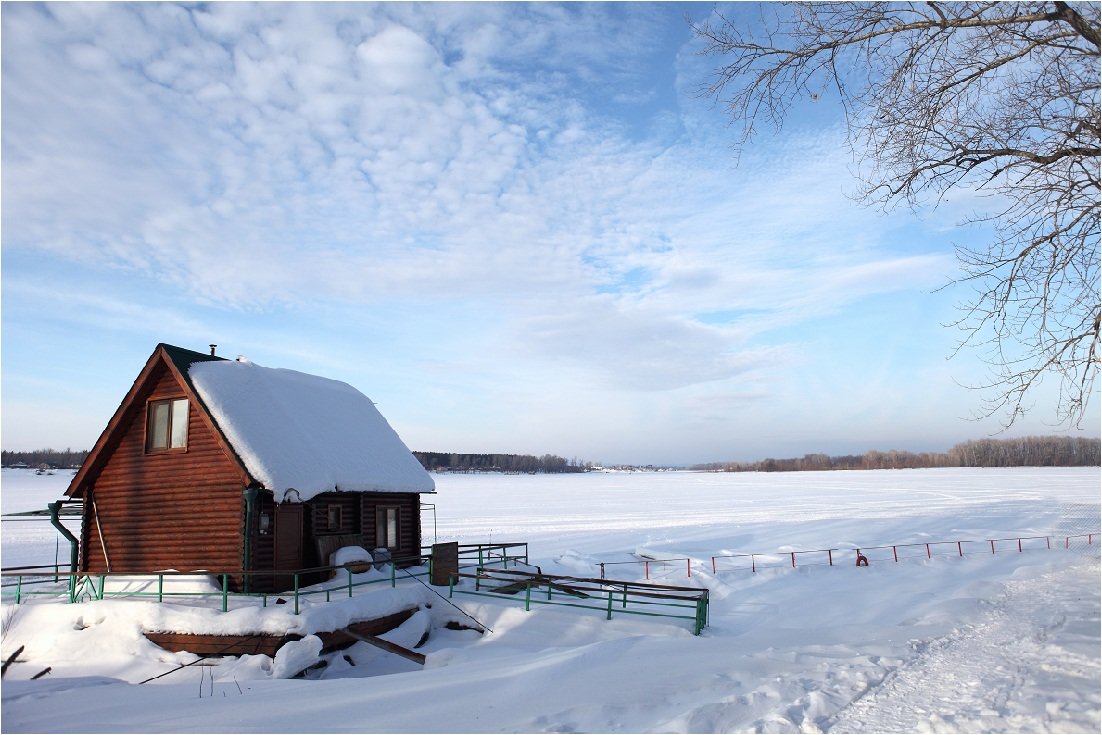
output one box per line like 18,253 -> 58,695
606,590 -> 613,621
390,562 -> 396,588
479,548 -> 484,568
221,574 -> 229,612
448,575 -> 454,599
98,575 -> 105,600
525,583 -> 531,611
294,573 -> 300,615
622,585 -> 628,609
158,574 -> 164,604
15,575 -> 22,605
348,568 -> 354,598
68,574 -> 77,604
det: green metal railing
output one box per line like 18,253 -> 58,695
0,542 -> 529,615
449,567 -> 710,635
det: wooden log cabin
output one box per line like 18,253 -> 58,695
64,343 -> 436,592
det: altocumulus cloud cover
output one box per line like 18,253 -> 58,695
2,2 -> 1093,465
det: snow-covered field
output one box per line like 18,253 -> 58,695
2,467 -> 1099,733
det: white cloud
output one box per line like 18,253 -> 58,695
10,2 -> 1074,461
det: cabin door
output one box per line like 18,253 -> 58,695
273,504 -> 304,591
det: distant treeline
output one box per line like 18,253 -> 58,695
692,436 -> 1101,472
414,451 -> 590,474
1,448 -> 88,469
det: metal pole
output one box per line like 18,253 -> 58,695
221,574 -> 228,612
294,573 -> 300,615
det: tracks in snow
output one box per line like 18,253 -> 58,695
824,558 -> 1101,733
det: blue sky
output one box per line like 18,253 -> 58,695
3,2 -> 1097,465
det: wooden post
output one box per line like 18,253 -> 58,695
430,542 -> 460,586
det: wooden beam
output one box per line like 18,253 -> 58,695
336,628 -> 426,666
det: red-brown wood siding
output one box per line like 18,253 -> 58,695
81,363 -> 246,576
359,492 -> 422,560
301,492 -> 423,568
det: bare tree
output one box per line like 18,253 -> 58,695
692,2 -> 1100,428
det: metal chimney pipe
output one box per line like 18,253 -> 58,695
209,344 -> 217,356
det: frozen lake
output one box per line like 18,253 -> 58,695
2,466 -> 1099,733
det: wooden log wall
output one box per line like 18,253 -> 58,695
359,492 -> 422,560
81,363 -> 246,578
304,492 -> 423,568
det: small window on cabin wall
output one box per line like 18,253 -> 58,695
375,506 -> 400,549
146,398 -> 188,452
327,505 -> 343,531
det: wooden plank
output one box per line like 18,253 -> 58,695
315,609 -> 416,651
337,628 -> 426,665
144,607 -> 419,657
143,631 -> 289,657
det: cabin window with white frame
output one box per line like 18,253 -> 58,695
375,506 -> 400,549
146,398 -> 188,451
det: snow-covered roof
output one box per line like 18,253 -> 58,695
189,359 -> 434,500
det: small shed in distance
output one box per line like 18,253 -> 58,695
65,343 -> 435,591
